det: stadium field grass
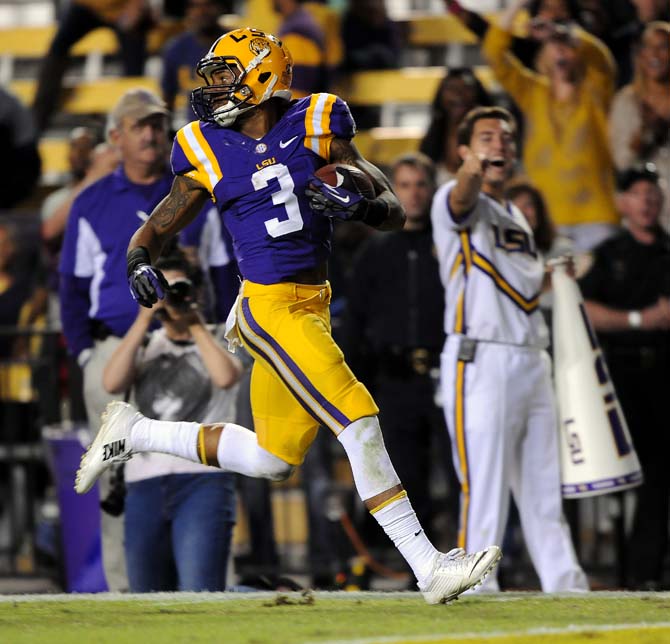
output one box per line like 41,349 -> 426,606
1,591 -> 669,643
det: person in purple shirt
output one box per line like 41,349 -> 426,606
59,88 -> 173,592
75,27 -> 501,603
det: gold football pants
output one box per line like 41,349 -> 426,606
236,280 -> 378,465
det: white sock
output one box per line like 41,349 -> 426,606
372,492 -> 439,586
216,423 -> 292,480
130,417 -> 200,463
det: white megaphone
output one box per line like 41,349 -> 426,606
551,259 -> 643,499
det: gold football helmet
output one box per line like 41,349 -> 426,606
191,27 -> 293,127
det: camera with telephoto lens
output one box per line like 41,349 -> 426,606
165,278 -> 194,311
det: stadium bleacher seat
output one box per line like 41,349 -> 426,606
404,13 -> 478,46
11,76 -> 160,114
354,127 -> 423,165
0,21 -> 183,59
333,65 -> 497,106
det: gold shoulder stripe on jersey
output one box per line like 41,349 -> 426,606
177,123 -> 223,193
304,93 -> 337,159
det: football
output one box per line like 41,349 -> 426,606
313,164 -> 376,199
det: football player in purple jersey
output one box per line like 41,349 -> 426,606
75,27 -> 501,603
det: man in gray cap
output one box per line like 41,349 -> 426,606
59,87 -> 173,591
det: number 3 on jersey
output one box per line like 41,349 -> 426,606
252,163 -> 304,238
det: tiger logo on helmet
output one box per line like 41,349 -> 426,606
191,27 -> 294,127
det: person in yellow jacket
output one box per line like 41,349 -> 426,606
481,0 -> 620,251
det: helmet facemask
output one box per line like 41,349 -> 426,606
191,37 -> 290,127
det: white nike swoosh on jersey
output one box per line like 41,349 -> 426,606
324,185 -> 350,203
136,210 -> 149,222
279,136 -> 298,149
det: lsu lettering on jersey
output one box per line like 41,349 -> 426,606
170,93 -> 355,284
431,180 -> 549,348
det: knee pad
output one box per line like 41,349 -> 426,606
337,416 -> 401,501
218,422 -> 293,481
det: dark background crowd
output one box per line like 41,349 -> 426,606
0,0 -> 668,594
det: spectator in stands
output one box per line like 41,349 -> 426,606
103,249 -> 242,592
32,0 -> 154,132
343,153 -> 456,547
59,88 -> 173,591
420,68 -> 493,186
481,0 -> 619,252
570,1 -> 640,86
609,22 -> 670,229
42,132 -> 120,323
445,0 -> 580,72
41,127 -> 98,244
275,0 -> 328,96
341,0 -> 402,72
505,182 -> 573,260
42,140 -> 120,249
0,88 -> 41,209
161,0 -> 227,128
580,164 -> 670,590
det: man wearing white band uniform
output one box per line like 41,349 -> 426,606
431,106 -> 588,593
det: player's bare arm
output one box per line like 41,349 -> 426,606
127,175 -> 209,307
449,150 -> 486,220
329,137 -> 406,231
129,175 -> 210,261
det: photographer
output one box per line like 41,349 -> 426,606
102,250 -> 243,592
580,164 -> 670,590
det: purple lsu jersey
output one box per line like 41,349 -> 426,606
170,93 -> 356,284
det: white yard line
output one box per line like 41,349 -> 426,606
311,621 -> 670,644
0,590 -> 668,603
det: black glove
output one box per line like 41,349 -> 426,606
127,246 -> 169,308
306,174 -> 369,221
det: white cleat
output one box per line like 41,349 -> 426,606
419,545 -> 502,605
74,401 -> 140,494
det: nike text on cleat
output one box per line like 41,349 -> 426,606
418,545 -> 502,605
74,401 -> 140,494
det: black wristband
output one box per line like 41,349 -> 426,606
127,246 -> 151,277
358,197 -> 391,227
